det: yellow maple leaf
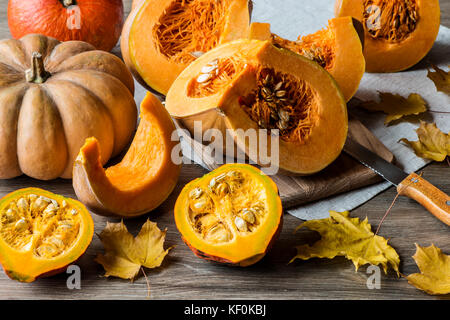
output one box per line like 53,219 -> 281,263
360,92 -> 428,124
427,64 -> 450,95
95,219 -> 172,280
290,211 -> 400,275
400,121 -> 450,162
407,244 -> 450,295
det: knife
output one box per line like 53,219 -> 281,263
344,138 -> 450,226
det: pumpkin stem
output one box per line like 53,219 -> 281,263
25,52 -> 50,84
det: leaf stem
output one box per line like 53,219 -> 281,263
141,267 -> 151,298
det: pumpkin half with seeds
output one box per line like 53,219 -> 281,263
175,164 -> 283,266
165,39 -> 348,175
249,17 -> 366,102
0,34 -> 137,180
0,188 -> 94,282
335,0 -> 440,72
121,0 -> 251,95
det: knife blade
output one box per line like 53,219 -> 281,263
344,138 -> 450,226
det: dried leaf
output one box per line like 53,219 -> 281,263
400,121 -> 450,162
290,211 -> 400,275
96,219 -> 172,280
360,92 -> 427,124
407,244 -> 450,295
427,64 -> 450,95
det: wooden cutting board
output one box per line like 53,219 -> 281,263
175,116 -> 394,210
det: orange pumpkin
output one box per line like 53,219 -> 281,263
8,0 -> 124,52
0,188 -> 94,282
175,164 -> 283,266
0,34 -> 137,180
121,0 -> 251,95
335,0 -> 440,72
249,17 -> 366,102
166,39 -> 348,175
73,93 -> 181,218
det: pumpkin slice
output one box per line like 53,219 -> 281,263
249,17 -> 366,101
335,0 -> 440,72
0,188 -> 94,282
165,39 -> 348,175
175,163 -> 283,266
121,0 -> 251,95
73,93 -> 181,218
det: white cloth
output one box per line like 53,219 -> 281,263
132,0 -> 450,220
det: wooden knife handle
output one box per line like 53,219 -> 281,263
397,173 -> 450,226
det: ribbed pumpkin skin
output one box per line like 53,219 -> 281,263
8,0 -> 124,52
0,34 -> 137,180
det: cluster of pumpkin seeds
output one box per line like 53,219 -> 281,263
196,59 -> 220,85
187,170 -> 266,243
363,0 -> 419,42
0,194 -> 80,258
301,44 -> 327,68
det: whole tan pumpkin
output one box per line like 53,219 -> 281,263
0,34 -> 137,180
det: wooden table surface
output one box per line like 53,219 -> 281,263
0,0 -> 449,300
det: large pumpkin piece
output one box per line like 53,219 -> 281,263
175,164 -> 283,266
73,93 -> 181,218
0,34 -> 137,180
8,0 -> 124,52
249,17 -> 366,101
335,0 -> 440,72
121,0 -> 251,95
166,39 -> 348,175
0,188 -> 94,282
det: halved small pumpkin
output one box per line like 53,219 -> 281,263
335,0 -> 440,72
73,93 -> 181,218
249,17 -> 366,101
165,39 -> 348,175
0,188 -> 94,282
121,0 -> 251,95
175,163 -> 283,266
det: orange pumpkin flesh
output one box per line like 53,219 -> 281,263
175,164 -> 283,266
335,0 -> 440,73
0,34 -> 137,180
0,188 -> 94,282
121,0 -> 251,95
8,0 -> 124,52
166,39 -> 348,175
73,93 -> 181,218
249,17 -> 366,101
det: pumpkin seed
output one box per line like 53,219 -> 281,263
197,73 -> 212,83
17,198 -> 28,211
242,209 -> 256,224
201,64 -> 218,74
14,218 -> 27,231
189,187 -> 204,200
234,216 -> 248,232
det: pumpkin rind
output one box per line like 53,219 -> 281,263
249,17 -> 366,101
166,39 -> 348,175
174,164 -> 283,266
121,0 -> 251,95
8,0 -> 124,52
72,93 -> 181,218
0,34 -> 137,180
0,187 -> 94,282
335,0 -> 440,73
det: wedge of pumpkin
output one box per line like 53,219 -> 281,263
175,163 -> 283,266
335,0 -> 440,72
249,17 -> 366,101
165,39 -> 348,175
121,0 -> 251,95
73,93 -> 181,218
